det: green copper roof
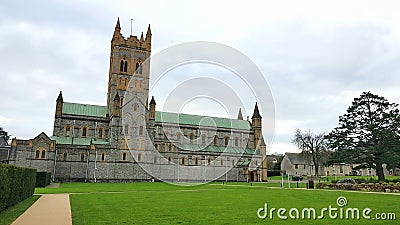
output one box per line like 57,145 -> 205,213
50,136 -> 109,145
155,111 -> 251,130
176,144 -> 258,155
237,160 -> 251,167
62,102 -> 107,118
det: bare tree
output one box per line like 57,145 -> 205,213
292,129 -> 328,177
0,127 -> 10,145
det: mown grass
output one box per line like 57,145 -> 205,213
36,182 -> 400,224
35,181 -> 307,194
268,175 -> 400,182
0,195 -> 40,225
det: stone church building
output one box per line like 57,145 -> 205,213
6,18 -> 267,182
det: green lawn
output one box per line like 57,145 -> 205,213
268,175 -> 400,183
36,182 -> 399,224
0,195 -> 40,225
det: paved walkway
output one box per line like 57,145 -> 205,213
46,183 -> 60,188
11,194 -> 72,225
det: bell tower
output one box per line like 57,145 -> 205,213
107,17 -> 152,117
107,18 -> 152,149
251,102 -> 262,148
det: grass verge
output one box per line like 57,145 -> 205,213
0,195 -> 40,225
69,184 -> 399,224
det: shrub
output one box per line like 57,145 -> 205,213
292,176 -> 303,181
36,172 -> 51,187
317,180 -> 400,193
316,183 -> 329,189
337,178 -> 356,184
0,164 -> 36,213
267,170 -> 281,177
354,178 -> 367,184
334,183 -> 358,190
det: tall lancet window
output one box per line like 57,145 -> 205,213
120,59 -> 128,72
124,61 -> 128,72
135,61 -> 143,74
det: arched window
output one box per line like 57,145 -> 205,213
64,125 -> 71,137
168,156 -> 172,163
232,159 -> 235,166
124,61 -> 128,73
120,60 -> 124,72
80,153 -> 85,161
122,152 -> 127,161
138,153 -> 142,162
101,153 -> 105,161
213,135 -> 218,145
81,127 -> 87,137
221,159 -> 224,166
98,127 -> 104,138
208,157 -> 211,164
224,136 -> 230,146
181,157 -> 185,165
35,150 -> 40,159
120,59 -> 128,72
195,158 -> 199,166
135,61 -> 143,74
41,150 -> 46,159
63,152 -> 67,161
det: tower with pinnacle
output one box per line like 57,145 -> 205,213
107,18 -> 152,149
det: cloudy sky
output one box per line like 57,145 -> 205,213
1,0 -> 400,154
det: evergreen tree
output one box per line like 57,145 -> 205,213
326,92 -> 400,181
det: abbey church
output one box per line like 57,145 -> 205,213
6,18 -> 267,182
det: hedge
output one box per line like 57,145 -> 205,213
316,183 -> 400,193
0,164 -> 36,213
267,170 -> 281,177
36,172 -> 51,187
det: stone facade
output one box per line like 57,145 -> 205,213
7,18 -> 267,182
280,153 -> 325,176
281,152 -> 395,177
